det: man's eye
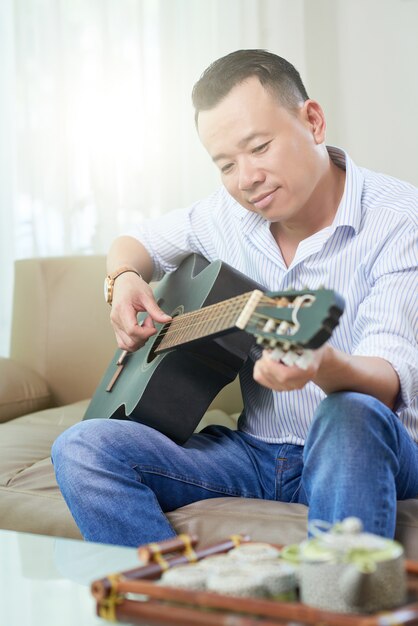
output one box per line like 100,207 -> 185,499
221,163 -> 233,174
252,141 -> 271,154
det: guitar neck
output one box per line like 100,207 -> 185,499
155,289 -> 265,353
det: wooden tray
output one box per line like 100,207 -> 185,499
91,534 -> 418,626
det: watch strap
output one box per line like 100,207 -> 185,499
105,266 -> 142,305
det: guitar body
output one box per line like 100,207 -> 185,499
84,255 -> 261,444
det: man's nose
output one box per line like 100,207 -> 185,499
238,159 -> 264,190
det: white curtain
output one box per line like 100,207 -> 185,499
0,0 -> 305,356
2,0 -> 418,357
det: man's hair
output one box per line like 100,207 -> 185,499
192,49 -> 309,125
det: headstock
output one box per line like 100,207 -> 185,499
246,288 -> 345,361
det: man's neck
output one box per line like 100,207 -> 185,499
271,159 -> 346,267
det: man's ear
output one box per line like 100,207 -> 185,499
302,99 -> 326,144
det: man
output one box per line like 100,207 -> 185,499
52,50 -> 418,547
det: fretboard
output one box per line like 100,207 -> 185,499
155,289 -> 264,353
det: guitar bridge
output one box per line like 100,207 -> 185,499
106,350 -> 129,392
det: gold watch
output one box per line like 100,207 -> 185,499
104,267 -> 142,305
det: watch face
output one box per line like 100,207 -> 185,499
104,276 -> 112,304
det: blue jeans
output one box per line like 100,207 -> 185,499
51,392 -> 418,547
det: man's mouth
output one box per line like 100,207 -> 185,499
250,188 -> 279,210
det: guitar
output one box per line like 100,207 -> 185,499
84,254 -> 345,443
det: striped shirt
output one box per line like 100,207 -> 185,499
129,147 -> 418,444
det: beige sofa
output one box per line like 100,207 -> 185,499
1,255 -> 418,557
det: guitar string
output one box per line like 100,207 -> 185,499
158,309 -> 292,334
154,293 -> 274,337
154,295 -> 300,338
151,292 -> 253,341
155,311 -> 299,354
156,297 -> 256,349
154,294 -> 299,350
157,306 -> 315,351
154,293 -> 290,333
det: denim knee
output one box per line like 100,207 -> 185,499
314,391 -> 393,430
51,421 -> 97,472
306,391 -> 399,455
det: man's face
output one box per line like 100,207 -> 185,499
197,77 -> 326,226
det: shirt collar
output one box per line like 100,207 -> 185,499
327,146 -> 364,235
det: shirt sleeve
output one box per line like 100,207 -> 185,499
125,190 -> 225,280
351,225 -> 417,409
126,186 -> 245,280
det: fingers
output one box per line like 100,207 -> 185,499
267,348 -> 314,370
111,302 -> 170,352
109,274 -> 172,352
114,318 -> 157,352
140,293 -> 172,325
253,350 -> 313,391
112,306 -> 163,352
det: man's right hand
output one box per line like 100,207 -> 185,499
109,271 -> 172,352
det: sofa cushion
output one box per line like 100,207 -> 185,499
0,401 -> 88,485
166,496 -> 418,558
0,358 -> 52,423
0,401 -> 87,538
167,498 -> 309,546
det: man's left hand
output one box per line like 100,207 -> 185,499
253,347 -> 325,392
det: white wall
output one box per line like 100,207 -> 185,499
304,0 -> 418,185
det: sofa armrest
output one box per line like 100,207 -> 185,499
0,358 -> 53,423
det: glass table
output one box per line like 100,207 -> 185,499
0,529 -> 141,626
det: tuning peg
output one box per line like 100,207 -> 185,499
277,321 -> 291,335
263,319 -> 276,333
